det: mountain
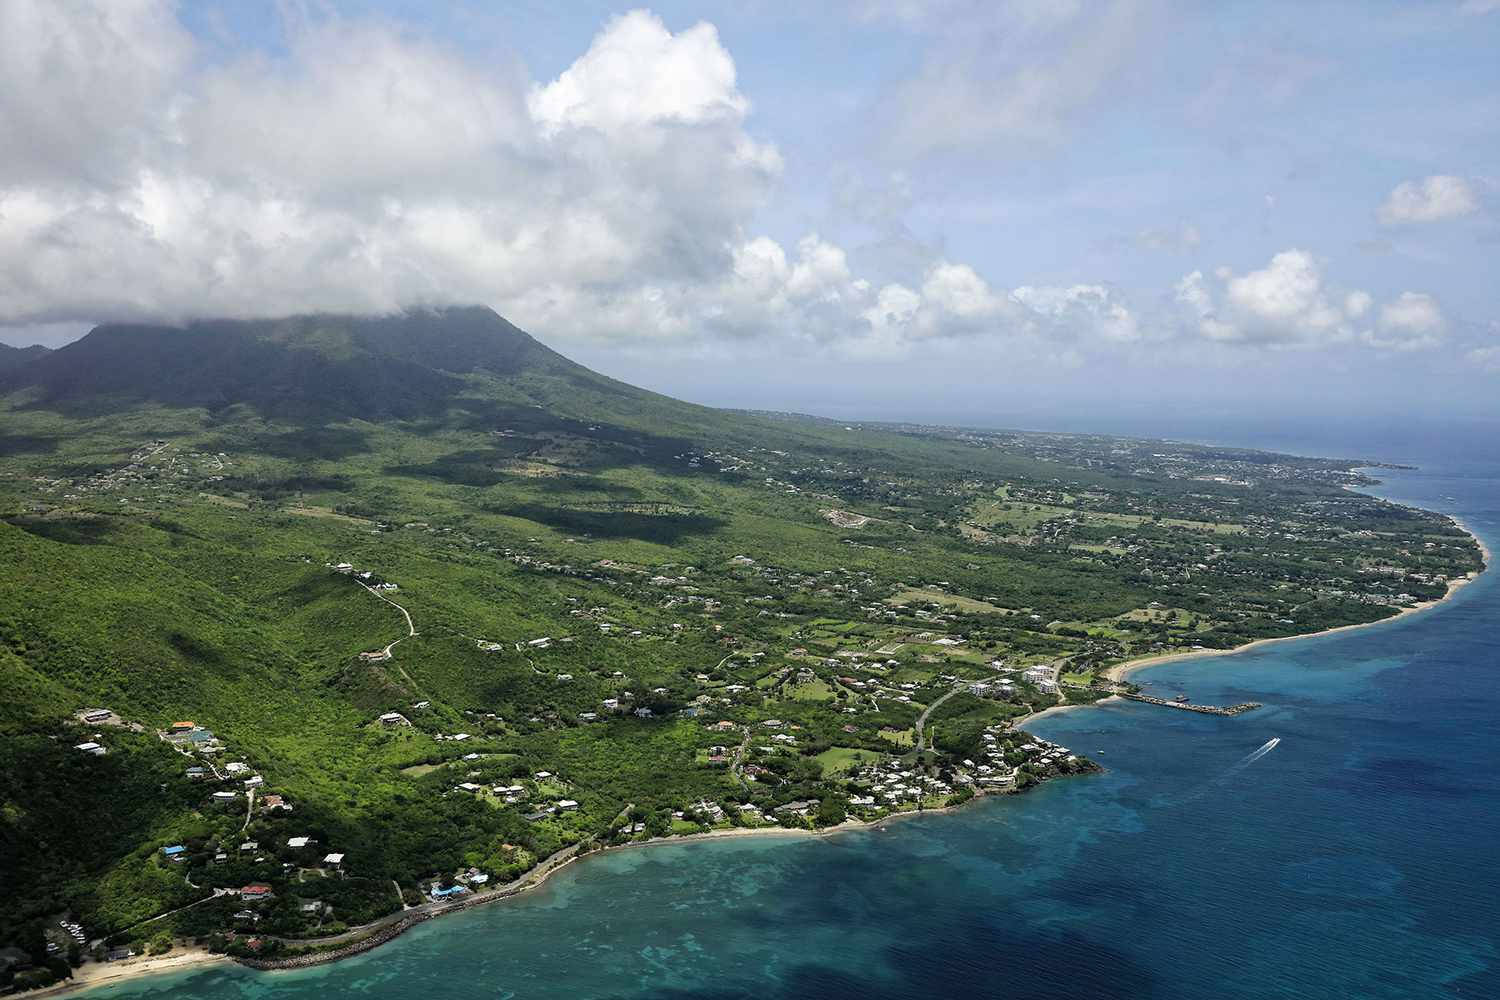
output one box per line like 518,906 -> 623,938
0,343 -> 50,373
0,307 -> 612,422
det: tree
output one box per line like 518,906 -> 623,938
814,797 -> 846,828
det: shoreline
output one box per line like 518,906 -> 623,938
49,788 -> 1040,999
1104,512 -> 1488,684
43,495 -> 1490,999
26,948 -> 231,999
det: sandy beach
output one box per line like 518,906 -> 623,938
1105,514 -> 1489,684
27,948 -> 230,999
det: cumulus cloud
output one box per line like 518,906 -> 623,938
0,2 -> 1115,361
529,15 -> 750,135
1175,250 -> 1442,351
0,0 -> 191,189
0,5 -> 783,329
0,1 -> 1460,373
1011,285 -> 1141,343
0,1 -> 1175,363
1367,292 -> 1445,351
1377,175 -> 1479,225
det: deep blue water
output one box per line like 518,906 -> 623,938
82,462 -> 1500,1000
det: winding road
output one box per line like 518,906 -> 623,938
913,683 -> 965,752
359,581 -> 417,654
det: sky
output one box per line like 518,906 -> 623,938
2,0 -> 1498,433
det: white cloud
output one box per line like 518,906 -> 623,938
1011,285 -> 1141,343
1221,250 -> 1349,344
1377,175 -> 1479,225
1366,292 -> 1445,351
0,4 -> 781,328
922,263 -> 1009,321
529,12 -> 749,135
0,2 -> 1144,363
0,0 -> 191,189
0,1 -> 1464,376
1175,250 -> 1442,351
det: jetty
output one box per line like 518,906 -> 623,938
1119,693 -> 1261,716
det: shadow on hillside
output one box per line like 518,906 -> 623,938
493,503 -> 725,543
213,473 -> 356,499
5,515 -> 127,546
201,427 -> 374,461
0,433 -> 59,456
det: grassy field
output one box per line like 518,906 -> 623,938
813,747 -> 883,776
886,588 -> 1013,614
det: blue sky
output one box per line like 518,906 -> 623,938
2,1 -> 1497,430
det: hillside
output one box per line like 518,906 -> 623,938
0,343 -> 51,373
2,308 -> 616,422
0,308 -> 1483,983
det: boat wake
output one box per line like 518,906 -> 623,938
1239,737 -> 1280,766
1152,737 -> 1282,809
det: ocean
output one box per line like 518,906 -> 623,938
77,460 -> 1500,1000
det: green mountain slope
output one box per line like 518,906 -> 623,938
3,307 -> 585,421
0,307 -> 1482,978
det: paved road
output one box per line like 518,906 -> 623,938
913,684 -> 965,752
359,581 -> 417,656
122,887 -> 229,933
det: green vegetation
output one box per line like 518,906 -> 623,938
0,307 -> 1482,984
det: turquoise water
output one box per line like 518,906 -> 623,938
82,463 -> 1500,999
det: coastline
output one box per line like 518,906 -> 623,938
46,792 -> 1037,999
41,501 -> 1490,999
26,948 -> 230,999
1104,513 -> 1489,684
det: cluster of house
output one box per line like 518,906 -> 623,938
165,719 -> 222,751
70,708 -> 124,755
1020,666 -> 1060,694
330,562 -> 397,591
220,841 -> 348,923
451,770 -> 582,819
420,862 -> 506,901
848,760 -> 958,806
1014,737 -> 1079,771
967,678 -> 1017,698
631,798 -> 769,832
